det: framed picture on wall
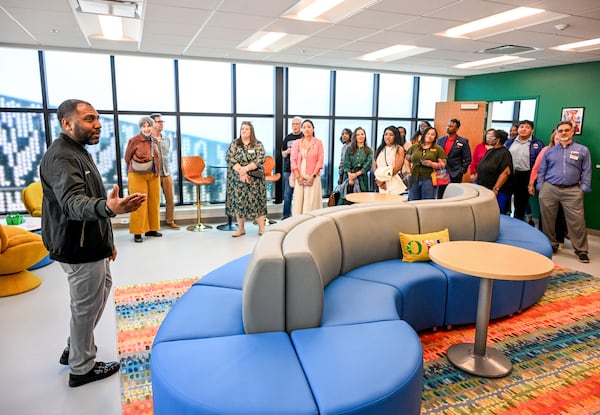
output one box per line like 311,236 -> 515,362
561,107 -> 584,135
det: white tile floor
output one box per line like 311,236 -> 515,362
1,216 -> 599,415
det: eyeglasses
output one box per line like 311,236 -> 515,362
557,128 -> 571,133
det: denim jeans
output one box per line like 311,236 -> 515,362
408,177 -> 436,201
283,172 -> 293,218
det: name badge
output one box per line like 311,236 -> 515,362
248,149 -> 255,155
570,152 -> 578,160
456,142 -> 463,148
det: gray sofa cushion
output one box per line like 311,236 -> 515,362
282,216 -> 342,332
242,230 -> 286,334
325,204 -> 420,274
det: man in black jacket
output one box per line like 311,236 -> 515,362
436,118 -> 471,198
40,99 -> 146,387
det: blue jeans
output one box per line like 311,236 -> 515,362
283,172 -> 293,218
409,177 -> 436,201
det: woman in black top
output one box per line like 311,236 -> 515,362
477,129 -> 513,213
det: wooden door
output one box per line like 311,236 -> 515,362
434,101 -> 487,182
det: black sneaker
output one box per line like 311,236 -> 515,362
552,245 -> 559,254
576,252 -> 590,263
69,361 -> 120,387
144,231 -> 163,237
59,348 -> 69,365
134,234 -> 143,243
60,345 -> 97,366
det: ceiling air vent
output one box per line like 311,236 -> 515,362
478,45 -> 537,55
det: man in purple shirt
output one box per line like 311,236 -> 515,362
537,120 -> 592,263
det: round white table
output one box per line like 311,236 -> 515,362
428,241 -> 554,378
345,192 -> 407,204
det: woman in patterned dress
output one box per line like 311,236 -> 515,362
225,121 -> 267,237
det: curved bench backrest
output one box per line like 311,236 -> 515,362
242,184 -> 501,334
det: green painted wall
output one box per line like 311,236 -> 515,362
455,61 -> 600,230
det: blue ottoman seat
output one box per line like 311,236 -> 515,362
152,332 -> 318,415
321,276 -> 400,327
292,320 -> 423,415
153,285 -> 244,344
345,260 -> 447,331
194,254 -> 250,290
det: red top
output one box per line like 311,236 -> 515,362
470,142 -> 490,174
443,135 -> 456,156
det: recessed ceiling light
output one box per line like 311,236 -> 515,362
454,55 -> 534,69
551,38 -> 600,52
437,7 -> 567,40
283,0 -> 380,23
359,45 -> 434,62
237,31 -> 308,53
98,15 -> 123,40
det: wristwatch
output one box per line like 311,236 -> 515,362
104,204 -> 117,218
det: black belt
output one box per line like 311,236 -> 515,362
551,183 -> 578,189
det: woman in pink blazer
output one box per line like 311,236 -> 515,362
290,119 -> 324,215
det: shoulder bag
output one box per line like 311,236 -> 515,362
431,167 -> 451,186
131,139 -> 155,173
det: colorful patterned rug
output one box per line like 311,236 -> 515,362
114,268 -> 600,415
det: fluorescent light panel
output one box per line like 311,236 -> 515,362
438,7 -> 567,40
552,38 -> 600,52
298,0 -> 344,20
98,15 -> 123,40
359,45 -> 434,62
446,7 -> 543,37
283,0 -> 381,23
237,31 -> 308,53
454,55 -> 534,69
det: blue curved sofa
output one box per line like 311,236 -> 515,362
151,184 -> 552,415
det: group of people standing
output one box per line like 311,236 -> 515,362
470,120 -> 592,264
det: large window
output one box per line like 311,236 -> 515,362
0,48 -> 42,107
45,51 -> 113,110
236,64 -> 273,115
180,116 -> 232,203
335,70 -> 374,117
114,55 -> 176,112
179,60 -> 231,113
417,76 -> 444,119
287,67 -> 330,116
0,47 -> 451,214
378,73 -> 413,118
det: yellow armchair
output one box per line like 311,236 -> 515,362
0,224 -> 48,296
22,182 -> 43,217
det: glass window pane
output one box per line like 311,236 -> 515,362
0,111 -> 46,213
45,51 -> 113,110
180,116 -> 233,203
288,67 -> 331,116
0,48 -> 42,107
519,99 -> 536,121
417,76 -> 443,119
378,73 -> 414,118
335,71 -> 374,116
114,55 -> 175,111
236,64 -> 273,114
179,60 -> 231,113
490,100 -> 514,121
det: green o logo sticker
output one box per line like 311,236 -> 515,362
406,240 -> 422,255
